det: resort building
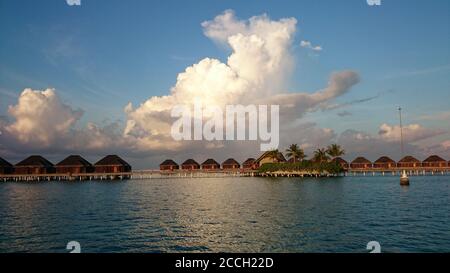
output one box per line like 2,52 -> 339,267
160,159 -> 179,171
0,157 -> 14,174
332,157 -> 349,170
14,155 -> 55,174
350,157 -> 372,169
242,158 -> 256,169
94,155 -> 132,173
201,159 -> 220,170
222,158 -> 240,169
373,156 -> 396,169
181,159 -> 200,170
254,151 -> 287,167
422,155 -> 447,168
397,156 -> 421,168
56,155 -> 94,174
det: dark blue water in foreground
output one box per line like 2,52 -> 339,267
0,176 -> 449,253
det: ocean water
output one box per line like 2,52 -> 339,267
0,176 -> 449,253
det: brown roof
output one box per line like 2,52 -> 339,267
332,157 -> 348,164
374,156 -> 396,164
160,159 -> 178,167
351,157 -> 372,164
94,155 -> 130,167
0,157 -> 13,167
222,158 -> 240,166
255,151 -> 286,163
56,155 -> 92,167
15,155 -> 54,167
398,156 -> 421,163
423,155 -> 446,163
181,159 -> 200,166
201,159 -> 220,166
243,158 -> 255,165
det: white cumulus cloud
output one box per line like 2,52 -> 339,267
378,123 -> 446,143
66,0 -> 81,6
123,10 -> 358,152
300,40 -> 323,52
5,88 -> 83,146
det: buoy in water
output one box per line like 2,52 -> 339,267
400,170 -> 410,186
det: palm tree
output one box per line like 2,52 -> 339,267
313,148 -> 330,163
326,144 -> 345,159
286,144 -> 306,163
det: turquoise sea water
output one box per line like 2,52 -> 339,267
0,176 -> 449,253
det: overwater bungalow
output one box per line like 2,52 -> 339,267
350,157 -> 372,169
14,155 -> 55,174
255,151 -> 287,168
242,158 -> 256,169
201,159 -> 220,170
422,155 -> 447,168
222,158 -> 240,169
160,159 -> 179,171
56,155 -> 94,174
94,155 -> 131,173
373,156 -> 396,169
0,157 -> 14,174
181,159 -> 200,170
397,156 -> 421,168
332,157 -> 349,170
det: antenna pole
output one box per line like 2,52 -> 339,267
399,107 -> 404,156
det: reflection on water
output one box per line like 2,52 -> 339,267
0,176 -> 449,253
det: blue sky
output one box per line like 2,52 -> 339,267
1,0 -> 449,166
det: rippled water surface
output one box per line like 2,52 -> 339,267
0,176 -> 449,253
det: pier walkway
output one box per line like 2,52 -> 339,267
1,167 -> 449,182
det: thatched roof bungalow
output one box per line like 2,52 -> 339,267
222,158 -> 240,169
373,156 -> 396,169
160,159 -> 179,171
422,155 -> 447,168
181,159 -> 200,170
242,158 -> 256,169
94,155 -> 131,173
350,157 -> 372,169
0,157 -> 13,174
397,156 -> 421,168
201,159 -> 220,170
255,151 -> 286,167
14,155 -> 55,174
56,155 -> 93,174
332,157 -> 349,170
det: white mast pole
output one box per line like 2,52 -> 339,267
399,107 -> 404,157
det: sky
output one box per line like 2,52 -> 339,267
0,0 -> 449,168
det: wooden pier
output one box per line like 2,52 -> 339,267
344,167 -> 450,177
1,167 -> 449,182
0,169 -> 257,182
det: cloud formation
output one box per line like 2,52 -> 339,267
66,0 -> 81,6
5,88 -> 83,146
300,40 -> 322,52
1,10 -> 448,167
378,123 -> 446,143
123,10 -> 357,152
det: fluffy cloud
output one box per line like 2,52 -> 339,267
124,10 -> 358,152
0,10 -> 362,165
0,88 -> 132,157
2,10 -> 447,167
378,123 -> 446,143
300,40 -> 322,52
66,0 -> 81,6
5,88 -> 83,146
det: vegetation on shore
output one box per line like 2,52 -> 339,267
258,161 -> 344,174
259,143 -> 346,174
